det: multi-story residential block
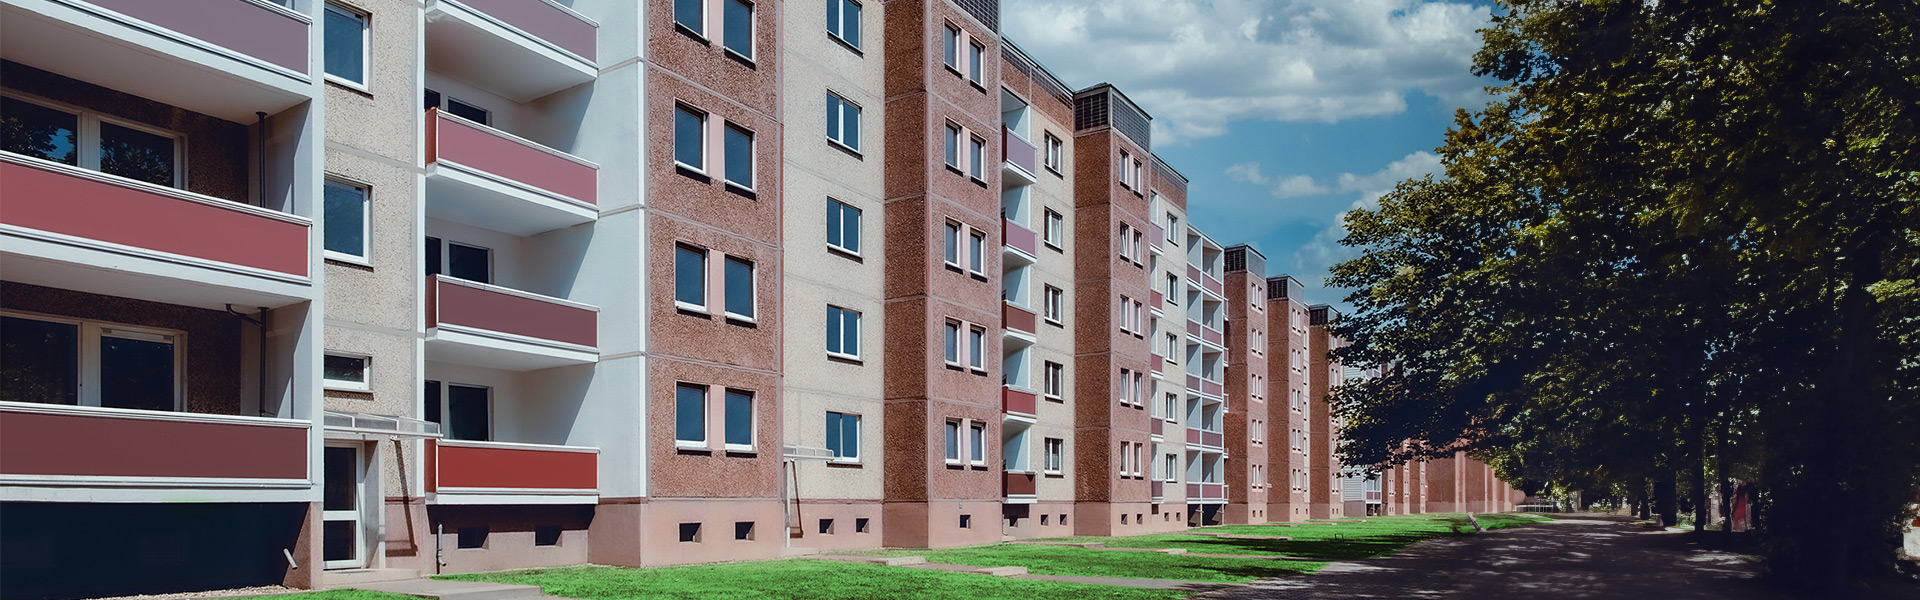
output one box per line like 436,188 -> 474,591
1307,304 -> 1345,519
1181,227 -> 1229,525
1222,245 -> 1269,524
1267,275 -> 1313,522
1145,156 -> 1191,530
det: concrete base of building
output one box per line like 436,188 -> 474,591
882,499 -> 1005,549
0,502 -> 310,600
1074,501 -> 1189,536
416,504 -> 594,574
1310,502 -> 1339,520
1001,501 -> 1077,540
790,499 -> 885,551
587,498 -> 785,567
1224,502 -> 1269,524
1342,500 -> 1367,517
1425,502 -> 1462,513
1271,499 -> 1310,522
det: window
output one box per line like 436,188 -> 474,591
323,3 -> 368,86
425,237 -> 492,283
1166,215 -> 1179,243
535,525 -> 562,546
679,523 -> 701,543
1043,209 -> 1064,248
674,0 -> 703,34
1043,361 -> 1063,399
1133,159 -> 1144,190
675,384 -> 706,446
675,104 -> 707,171
1044,133 -> 1062,172
1118,369 -> 1132,406
1134,372 -> 1145,406
1118,441 -> 1131,476
323,353 -> 369,392
1133,231 -> 1145,264
827,199 -> 862,254
818,519 -> 835,534
943,221 -> 962,266
1044,285 -> 1064,323
967,135 -> 985,180
723,0 -> 754,59
967,40 -> 985,86
942,24 -> 959,69
827,0 -> 861,48
424,381 -> 489,441
826,93 -> 861,151
827,305 -> 860,359
2,94 -> 181,188
1166,274 -> 1179,303
1119,224 -> 1133,258
425,89 -> 489,125
1043,438 -> 1063,473
734,522 -> 755,541
968,421 -> 986,464
724,123 -> 754,189
1165,454 -> 1179,482
1119,150 -> 1132,187
826,411 -> 860,461
967,325 -> 985,370
943,320 -> 962,365
944,124 -> 961,168
1118,295 -> 1132,333
0,313 -> 187,411
725,256 -> 755,320
724,389 -> 753,449
944,419 -> 961,463
967,229 -> 986,275
1165,393 -> 1178,422
856,518 -> 870,533
675,245 -> 707,310
323,179 -> 369,259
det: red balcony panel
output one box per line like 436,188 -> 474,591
1003,302 -> 1037,336
1186,374 -> 1202,391
1150,289 -> 1164,308
1003,471 -> 1037,496
1204,431 -> 1224,448
428,109 -> 598,205
458,0 -> 598,61
1149,224 -> 1164,249
90,0 -> 310,74
1003,218 -> 1038,256
1187,264 -> 1202,283
428,275 -> 597,347
1149,354 -> 1163,375
1204,380 -> 1223,397
427,439 -> 596,492
1186,427 -> 1202,445
1205,483 -> 1224,499
1186,320 -> 1202,338
1151,480 -> 1165,499
1,155 -> 310,277
1002,386 -> 1037,417
1203,327 -> 1223,346
1204,274 -> 1224,295
0,403 -> 307,480
1002,128 -> 1037,175
1186,482 -> 1201,498
1150,419 -> 1163,436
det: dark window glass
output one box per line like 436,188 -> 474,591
0,316 -> 78,405
98,121 -> 175,186
723,0 -> 753,58
840,0 -> 862,47
673,0 -> 702,33
447,384 -> 489,441
425,237 -> 442,277
675,245 -> 705,306
678,522 -> 700,542
724,389 -> 752,446
323,520 -> 356,561
457,526 -> 487,549
674,106 -> 705,169
99,333 -> 174,411
323,4 -> 366,84
323,446 -> 357,511
424,380 -> 442,426
725,257 -> 754,318
724,124 -> 753,188
840,412 -> 859,459
675,384 -> 705,442
843,101 -> 860,151
0,97 -> 77,164
943,25 -> 958,67
734,522 -> 754,540
324,180 -> 367,256
424,89 -> 442,111
445,98 -> 489,125
447,242 -> 490,283
968,42 -> 984,84
323,355 -> 366,384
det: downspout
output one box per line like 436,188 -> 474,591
256,112 -> 268,209
226,305 -> 270,416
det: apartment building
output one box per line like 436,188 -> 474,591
1307,304 -> 1345,519
1146,157 -> 1191,530
1221,245 -> 1269,524
1266,275 -> 1314,522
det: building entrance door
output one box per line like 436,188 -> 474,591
323,444 -> 367,569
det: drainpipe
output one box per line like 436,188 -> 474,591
226,305 -> 270,416
256,112 -> 268,209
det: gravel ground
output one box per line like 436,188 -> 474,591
81,585 -> 298,600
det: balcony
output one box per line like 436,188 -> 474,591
0,402 -> 311,502
1202,326 -> 1224,347
1187,482 -> 1225,503
1150,418 -> 1163,437
1151,479 -> 1165,501
1004,471 -> 1037,502
1002,218 -> 1038,262
1149,223 -> 1165,251
1150,289 -> 1164,310
1001,128 -> 1037,185
1203,379 -> 1223,397
1204,273 -> 1225,295
426,439 -> 597,504
1186,427 -> 1223,449
426,109 -> 599,236
426,275 -> 598,370
1,0 -> 313,122
1187,373 -> 1203,392
1003,302 -> 1037,338
425,0 -> 598,102
1149,354 -> 1164,376
0,153 -> 312,309
1002,386 -> 1038,419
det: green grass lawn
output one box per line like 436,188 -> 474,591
1033,513 -> 1553,561
854,543 -> 1327,582
244,591 -> 420,600
434,561 -> 1188,600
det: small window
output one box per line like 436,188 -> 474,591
968,421 -> 985,464
1044,133 -> 1063,172
967,135 -> 985,180
942,221 -> 962,266
724,123 -> 754,189
675,383 -> 706,446
323,3 -> 368,86
827,199 -> 861,254
1040,514 -> 1050,526
323,179 -> 369,259
425,90 -> 490,125
967,40 -> 985,86
734,522 -> 755,541
675,104 -> 707,172
967,325 -> 985,370
942,24 -> 959,69
827,0 -> 861,48
819,518 -> 835,535
943,419 -> 962,462
323,353 -> 369,391
827,306 -> 860,359
1043,285 -> 1064,323
826,93 -> 862,151
534,525 -> 562,546
723,0 -> 754,59
944,124 -> 961,168
1043,361 -> 1063,399
1043,209 -> 1063,248
943,320 -> 962,365
967,230 -> 986,275
678,522 -> 702,543
724,389 -> 754,449
674,245 -> 707,309
725,256 -> 755,320
855,517 -> 870,533
959,514 -> 972,529
1043,437 -> 1063,473
457,526 -> 488,549
826,411 -> 860,460
674,0 -> 703,34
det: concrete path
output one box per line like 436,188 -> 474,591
1201,514 -> 1793,600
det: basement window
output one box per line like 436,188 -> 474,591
534,525 -> 561,547
457,527 -> 487,549
679,523 -> 702,543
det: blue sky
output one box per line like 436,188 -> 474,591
1004,0 -> 1497,309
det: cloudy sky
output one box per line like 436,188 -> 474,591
1003,0 -> 1496,309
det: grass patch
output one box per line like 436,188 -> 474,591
436,561 -> 1188,600
1034,513 -> 1551,561
246,591 -> 419,600
855,543 -> 1326,582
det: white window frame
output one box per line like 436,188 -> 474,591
826,305 -> 861,360
968,421 -> 987,465
1043,208 -> 1064,249
723,388 -> 755,452
967,134 -> 985,181
943,320 -> 963,366
1119,150 -> 1132,187
827,198 -> 862,256
967,324 -> 986,371
1043,285 -> 1064,324
674,383 -> 708,448
827,411 -> 861,463
943,220 -> 963,267
942,23 -> 960,70
722,0 -> 756,62
826,92 -> 861,152
1043,437 -> 1064,474
323,2 -> 370,90
826,0 -> 862,49
944,123 -> 962,168
944,418 -> 963,464
674,243 -> 709,313
1,311 -> 186,411
724,255 -> 756,322
966,39 -> 985,87
1043,361 -> 1063,399
674,103 -> 709,174
323,351 -> 372,392
322,176 -> 372,265
723,121 -> 756,192
1044,132 -> 1062,173
967,228 -> 986,276
1,91 -> 187,189
673,0 -> 707,37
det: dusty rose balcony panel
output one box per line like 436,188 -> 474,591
1203,430 -> 1223,447
1186,319 -> 1202,338
1149,223 -> 1164,249
1150,289 -> 1163,308
1203,380 -> 1223,397
0,402 -> 308,483
427,109 -> 598,205
1003,471 -> 1036,497
427,275 -> 597,347
1003,302 -> 1037,336
1003,218 -> 1038,257
1002,128 -> 1036,175
1151,479 -> 1164,499
1186,374 -> 1203,391
427,439 -> 597,499
1150,418 -> 1163,436
1187,482 -> 1224,501
88,0 -> 310,74
1204,273 -> 1224,295
1149,354 -> 1163,375
1002,387 -> 1037,418
1202,326 -> 1223,346
456,0 -> 598,61
1,155 -> 310,278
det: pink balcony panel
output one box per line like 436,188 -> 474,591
1188,264 -> 1203,284
1204,431 -> 1224,448
1203,327 -> 1223,346
1150,223 -> 1164,249
1185,427 -> 1202,445
427,109 -> 598,205
1204,380 -> 1223,397
1150,419 -> 1163,436
0,403 -> 307,481
426,439 -> 596,492
1151,289 -> 1164,308
1186,374 -> 1202,391
1,155 -> 310,277
458,0 -> 598,61
1003,302 -> 1036,336
1187,320 -> 1202,337
427,275 -> 597,348
1003,218 -> 1038,256
1003,471 -> 1037,497
1151,480 -> 1165,499
1002,387 -> 1037,417
1149,354 -> 1163,375
1002,128 -> 1037,175
89,0 -> 310,74
1204,273 -> 1224,295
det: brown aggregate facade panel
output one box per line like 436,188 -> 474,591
1,283 -> 242,415
646,358 -> 782,498
1223,271 -> 1268,511
1265,295 -> 1310,519
647,0 -> 782,116
646,76 -> 784,248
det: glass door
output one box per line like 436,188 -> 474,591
322,444 -> 366,569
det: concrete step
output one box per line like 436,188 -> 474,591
781,546 -> 824,557
1009,541 -> 1105,548
356,579 -> 545,600
813,554 -> 929,567
320,569 -> 421,588
904,562 -> 1027,577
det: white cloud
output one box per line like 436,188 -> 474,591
1286,151 -> 1444,291
1004,0 -> 1493,144
1272,175 -> 1333,198
1225,162 -> 1269,185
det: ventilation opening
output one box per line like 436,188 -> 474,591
456,526 -> 487,549
679,523 -> 702,543
534,525 -> 562,547
855,518 -> 870,534
959,514 -> 972,529
735,522 -> 755,541
819,518 -> 835,535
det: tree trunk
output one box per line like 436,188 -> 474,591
1656,467 -> 1678,528
1692,421 -> 1709,533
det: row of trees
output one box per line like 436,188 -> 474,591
1325,0 -> 1918,591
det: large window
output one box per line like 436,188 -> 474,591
967,325 -> 985,370
673,0 -> 704,34
968,421 -> 986,464
425,237 -> 492,283
323,3 -> 368,86
967,40 -> 985,86
724,123 -> 754,189
827,199 -> 861,254
675,384 -> 706,446
827,305 -> 860,359
826,93 -> 861,151
724,389 -> 753,449
0,313 -> 183,411
943,124 -> 961,168
424,381 -> 490,441
675,245 -> 707,310
1,95 -> 181,188
323,179 -> 369,260
725,256 -> 755,320
723,0 -> 754,59
674,104 -> 706,172
826,411 -> 860,461
826,0 -> 861,48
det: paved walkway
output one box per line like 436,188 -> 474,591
1201,514 -> 1792,600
